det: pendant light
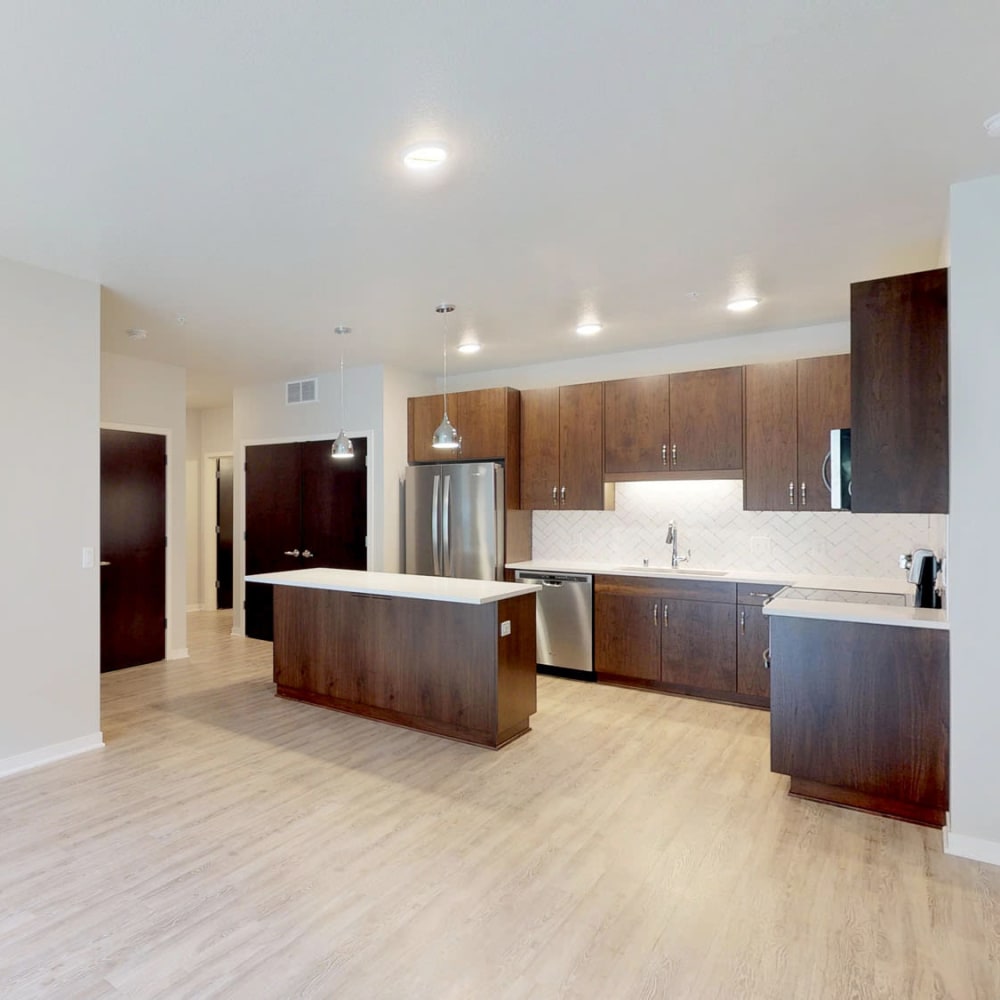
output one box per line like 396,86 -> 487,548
331,325 -> 354,460
431,303 -> 461,450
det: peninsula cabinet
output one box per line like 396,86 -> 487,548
594,575 -> 743,703
604,366 -> 744,480
850,267 -> 948,514
743,355 -> 851,511
520,383 -> 612,511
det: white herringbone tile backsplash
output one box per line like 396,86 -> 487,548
532,480 -> 946,578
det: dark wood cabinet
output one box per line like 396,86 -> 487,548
735,583 -> 783,705
604,367 -> 743,480
660,598 -> 736,693
850,268 -> 948,513
521,383 -> 611,510
593,590 -> 660,681
769,615 -> 949,826
408,386 -> 522,514
743,355 -> 850,511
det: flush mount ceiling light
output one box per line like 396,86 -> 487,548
126,328 -> 147,340
331,325 -> 354,460
403,142 -> 449,170
432,303 -> 461,450
457,334 -> 481,355
726,297 -> 760,313
575,321 -> 602,336
985,113 -> 1000,138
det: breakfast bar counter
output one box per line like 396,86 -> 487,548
246,568 -> 540,748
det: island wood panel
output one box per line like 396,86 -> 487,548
796,354 -> 851,510
272,586 -> 536,748
559,382 -> 606,510
603,374 -> 671,475
660,598 -> 737,693
669,366 -> 744,472
743,361 -> 798,511
850,268 -> 948,513
769,615 -> 949,826
520,387 -> 561,509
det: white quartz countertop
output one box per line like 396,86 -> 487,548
246,568 -> 540,605
505,560 -> 948,630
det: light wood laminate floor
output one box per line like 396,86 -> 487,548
1,611 -> 998,999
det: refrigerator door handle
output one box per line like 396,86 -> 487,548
442,474 -> 452,576
431,474 -> 441,576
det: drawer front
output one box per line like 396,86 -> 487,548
595,574 -> 737,604
737,582 -> 785,606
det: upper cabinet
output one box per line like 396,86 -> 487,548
850,268 -> 948,514
521,383 -> 612,511
407,386 -> 521,510
604,366 -> 744,480
744,355 -> 850,511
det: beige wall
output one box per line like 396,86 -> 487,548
0,256 -> 102,773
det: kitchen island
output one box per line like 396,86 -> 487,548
245,568 -> 540,748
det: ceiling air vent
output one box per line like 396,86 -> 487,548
286,378 -> 319,405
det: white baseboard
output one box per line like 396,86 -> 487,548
167,647 -> 190,660
186,603 -> 204,613
230,626 -> 244,637
944,831 -> 1000,868
0,732 -> 104,779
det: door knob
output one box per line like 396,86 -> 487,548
301,549 -> 314,559
283,549 -> 301,557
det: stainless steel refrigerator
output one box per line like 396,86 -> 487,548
405,463 -> 505,580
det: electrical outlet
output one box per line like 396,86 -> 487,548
500,620 -> 512,637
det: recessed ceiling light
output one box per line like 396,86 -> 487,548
576,322 -> 602,336
457,339 -> 481,355
403,142 -> 449,169
985,113 -> 1000,138
726,297 -> 760,313
126,328 -> 147,340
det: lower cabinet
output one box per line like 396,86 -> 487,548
595,575 -> 773,706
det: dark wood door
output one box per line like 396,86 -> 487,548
300,438 -> 368,571
520,387 -> 561,510
100,429 -> 166,672
559,382 -> 605,510
737,602 -> 771,701
604,375 -> 670,475
215,456 -> 234,610
850,268 -> 948,514
797,355 -> 851,511
245,443 -> 303,641
594,592 -> 660,680
660,598 -> 736,693
743,362 -> 797,511
669,367 -> 744,472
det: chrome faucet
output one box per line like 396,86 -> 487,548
666,521 -> 689,568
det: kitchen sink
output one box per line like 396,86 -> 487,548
617,566 -> 728,577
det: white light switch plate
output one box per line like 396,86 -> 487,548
500,620 -> 511,637
81,547 -> 94,569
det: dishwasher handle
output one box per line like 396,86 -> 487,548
515,572 -> 592,585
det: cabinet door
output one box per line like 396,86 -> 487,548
448,388 -> 510,461
559,382 -> 606,510
743,362 -> 797,511
796,355 -> 850,512
850,268 -> 948,513
604,375 -> 670,475
737,602 -> 771,701
669,367 -> 744,472
594,592 -> 660,680
661,598 -> 737,693
408,394 -> 445,464
520,387 -> 561,510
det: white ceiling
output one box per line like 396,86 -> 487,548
2,2 -> 999,407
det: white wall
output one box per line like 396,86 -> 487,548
185,409 -> 203,610
0,256 -> 103,774
946,174 -> 1000,865
201,406 -> 233,454
101,352 -> 188,659
232,364 -> 386,634
445,321 -> 849,392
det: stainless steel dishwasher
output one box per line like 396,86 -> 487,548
514,570 -> 593,673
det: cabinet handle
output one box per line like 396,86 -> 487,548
283,549 -> 300,557
551,486 -> 558,507
800,481 -> 807,505
301,549 -> 314,559
671,443 -> 678,466
653,602 -> 658,626
661,443 -> 668,466
762,647 -> 771,670
740,609 -> 746,634
560,485 -> 566,505
662,603 -> 669,629
788,481 -> 795,506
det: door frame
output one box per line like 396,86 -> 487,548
200,451 -> 234,612
99,422 -> 173,657
234,429 -> 375,637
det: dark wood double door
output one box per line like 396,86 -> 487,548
245,438 -> 367,641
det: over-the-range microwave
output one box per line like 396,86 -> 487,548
826,428 -> 852,510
